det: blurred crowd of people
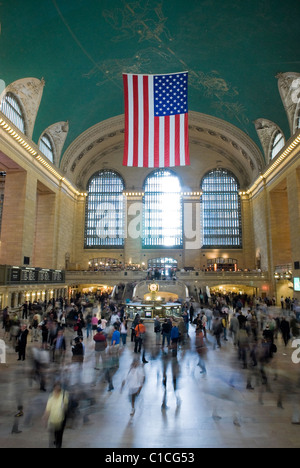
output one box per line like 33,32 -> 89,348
0,290 -> 300,448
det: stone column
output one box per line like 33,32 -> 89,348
33,190 -> 56,268
287,170 -> 300,299
0,170 -> 37,266
124,192 -> 143,265
182,193 -> 202,269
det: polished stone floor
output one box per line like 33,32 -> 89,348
0,308 -> 300,449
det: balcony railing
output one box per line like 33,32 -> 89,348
65,269 -> 269,282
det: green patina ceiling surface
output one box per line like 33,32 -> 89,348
0,0 -> 299,156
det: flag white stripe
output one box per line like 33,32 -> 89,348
159,117 -> 165,168
180,113 -> 186,166
148,76 -> 154,168
138,75 -> 144,167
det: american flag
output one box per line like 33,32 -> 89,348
123,72 -> 190,168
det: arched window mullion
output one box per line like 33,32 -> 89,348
0,92 -> 25,133
143,169 -> 182,248
39,133 -> 54,163
84,170 -> 125,248
201,168 -> 242,248
271,131 -> 284,160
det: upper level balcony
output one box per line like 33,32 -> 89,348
65,268 -> 270,289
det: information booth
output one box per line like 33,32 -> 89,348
125,301 -> 182,320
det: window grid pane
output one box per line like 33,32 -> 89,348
39,134 -> 54,163
143,170 -> 183,248
271,132 -> 284,159
0,92 -> 25,133
84,170 -> 125,248
201,169 -> 242,248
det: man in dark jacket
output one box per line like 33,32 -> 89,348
280,317 -> 290,346
17,324 -> 29,361
161,319 -> 172,348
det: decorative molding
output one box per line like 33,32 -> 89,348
254,118 -> 284,163
60,115 -> 124,173
276,72 -> 300,134
189,128 -> 257,173
61,111 -> 264,188
0,77 -> 45,140
188,111 -> 264,173
75,144 -> 124,189
188,139 -> 250,187
38,121 -> 69,167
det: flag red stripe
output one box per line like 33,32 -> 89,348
123,74 -> 129,166
184,113 -> 190,165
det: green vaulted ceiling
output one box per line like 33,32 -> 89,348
0,0 -> 299,158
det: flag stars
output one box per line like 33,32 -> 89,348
154,73 -> 188,116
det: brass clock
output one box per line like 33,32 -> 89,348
149,282 -> 159,293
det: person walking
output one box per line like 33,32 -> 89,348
170,320 -> 180,356
121,358 -> 145,416
16,324 -> 29,361
22,301 -> 28,320
93,327 -> 107,370
91,314 -> 99,335
85,312 -> 92,339
120,317 -> 128,346
189,302 -> 195,324
53,329 -> 66,366
134,319 -> 148,363
154,316 -> 161,345
280,317 -> 291,347
111,323 -> 121,366
131,313 -> 140,342
161,318 -> 172,348
2,306 -> 9,330
229,313 -> 239,346
195,324 -> 207,374
71,337 -> 84,364
31,313 -> 40,342
43,382 -> 69,448
212,317 -> 223,349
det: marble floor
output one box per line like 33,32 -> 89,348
0,309 -> 300,449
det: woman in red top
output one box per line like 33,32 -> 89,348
134,320 -> 148,363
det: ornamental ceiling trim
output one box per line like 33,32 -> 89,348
188,111 -> 264,172
189,127 -> 257,173
60,115 -> 124,173
189,140 -> 250,187
61,111 -> 264,186
75,144 -> 124,190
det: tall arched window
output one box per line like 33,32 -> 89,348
84,170 -> 125,248
0,92 -> 25,133
201,168 -> 242,248
39,133 -> 54,163
143,169 -> 182,248
271,131 -> 284,159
